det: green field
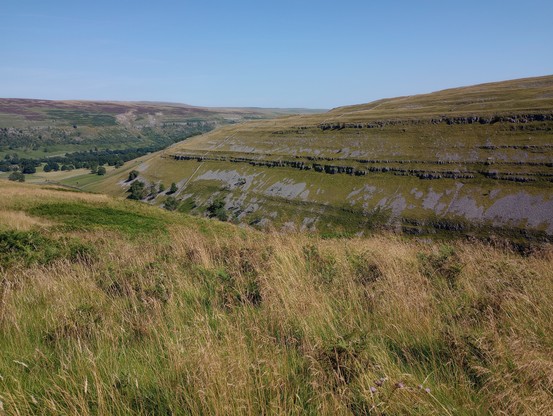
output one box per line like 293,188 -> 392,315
0,165 -> 118,189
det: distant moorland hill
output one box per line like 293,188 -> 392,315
0,98 -> 322,159
89,75 -> 553,242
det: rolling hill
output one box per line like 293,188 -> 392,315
0,98 -> 323,159
90,75 -> 553,241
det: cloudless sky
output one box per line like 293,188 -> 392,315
1,0 -> 552,108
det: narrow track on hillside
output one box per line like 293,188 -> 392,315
178,133 -> 237,193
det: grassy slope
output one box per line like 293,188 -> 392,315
0,180 -> 552,415
324,75 -> 553,120
96,76 -> 553,238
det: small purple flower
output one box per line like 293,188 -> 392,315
395,382 -> 404,389
425,387 -> 431,393
375,376 -> 387,386
418,384 -> 423,390
370,386 -> 377,393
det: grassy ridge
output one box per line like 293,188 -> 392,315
0,180 -> 552,414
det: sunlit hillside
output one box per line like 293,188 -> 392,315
90,76 -> 553,240
0,180 -> 552,415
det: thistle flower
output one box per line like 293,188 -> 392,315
395,382 -> 404,389
375,376 -> 387,386
370,386 -> 378,393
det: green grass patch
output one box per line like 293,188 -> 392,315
0,230 -> 96,269
28,202 -> 166,237
177,196 -> 197,213
41,186 -> 84,193
61,171 -> 110,188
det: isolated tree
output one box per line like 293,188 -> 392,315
207,197 -> 228,221
164,196 -> 179,211
158,183 -> 166,193
43,164 -> 52,172
127,170 -> 139,182
128,180 -> 146,200
97,166 -> 107,175
168,182 -> 178,194
8,171 -> 25,182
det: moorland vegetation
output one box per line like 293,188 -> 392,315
0,181 -> 552,415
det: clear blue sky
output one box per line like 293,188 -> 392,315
1,0 -> 552,108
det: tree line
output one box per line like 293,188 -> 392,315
1,146 -> 163,180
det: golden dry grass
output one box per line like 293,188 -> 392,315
0,181 -> 552,415
0,210 -> 53,231
0,181 -> 108,203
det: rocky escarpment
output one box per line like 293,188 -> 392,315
318,113 -> 553,130
171,152 -> 552,183
134,76 -> 553,238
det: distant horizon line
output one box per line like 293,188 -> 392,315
2,73 -> 552,111
0,96 -> 329,112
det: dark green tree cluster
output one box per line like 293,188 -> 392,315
127,181 -> 146,200
21,163 -> 36,174
8,171 -> 25,182
168,182 -> 178,194
0,148 -> 141,176
127,170 -> 139,182
43,161 -> 60,172
0,123 -> 213,153
164,196 -> 179,211
206,197 -> 228,221
1,154 -> 39,175
0,123 -> 215,178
